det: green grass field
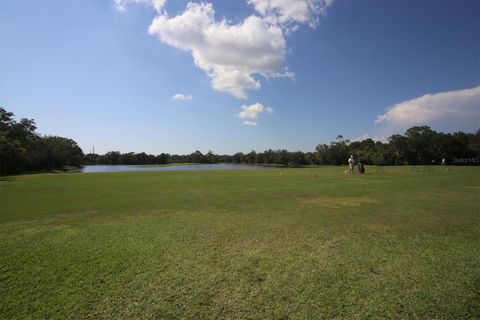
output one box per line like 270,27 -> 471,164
1,166 -> 479,319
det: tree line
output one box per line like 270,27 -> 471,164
86,127 -> 479,167
1,107 -> 479,175
0,108 -> 83,175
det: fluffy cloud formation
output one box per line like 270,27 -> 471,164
114,0 -> 166,12
148,3 -> 287,99
173,93 -> 193,100
375,86 -> 480,135
248,0 -> 334,28
117,0 -> 333,98
237,102 -> 273,125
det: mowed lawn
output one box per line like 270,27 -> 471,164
0,166 -> 479,319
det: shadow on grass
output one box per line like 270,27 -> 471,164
0,176 -> 16,182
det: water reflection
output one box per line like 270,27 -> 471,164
81,164 -> 275,173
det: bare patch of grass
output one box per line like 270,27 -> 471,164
56,209 -> 104,218
297,196 -> 378,208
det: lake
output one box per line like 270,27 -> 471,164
81,164 -> 276,173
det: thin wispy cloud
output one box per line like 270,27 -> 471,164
114,0 -> 165,12
248,0 -> 334,28
243,121 -> 258,126
353,133 -> 372,142
374,86 -> 480,137
173,93 -> 193,101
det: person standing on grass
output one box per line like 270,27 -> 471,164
348,155 -> 355,174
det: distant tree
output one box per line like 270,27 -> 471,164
275,150 -> 290,166
263,149 -> 275,164
102,151 -> 121,165
190,150 -> 205,163
24,137 -> 48,171
135,152 -> 149,164
304,152 -> 316,165
388,135 -> 408,165
314,144 -> 329,164
371,142 -> 392,165
468,130 -> 480,159
247,150 -> 257,164
206,150 -> 216,164
289,151 -> 307,166
43,136 -> 84,169
0,107 -> 38,174
120,152 -> 136,164
84,153 -> 100,164
0,134 -> 26,174
323,135 -> 349,165
156,153 -> 170,164
232,152 -> 244,163
404,126 -> 437,164
0,107 -> 85,174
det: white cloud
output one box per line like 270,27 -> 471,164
117,0 -> 333,98
114,0 -> 166,12
353,134 -> 371,142
173,93 -> 193,100
351,133 -> 385,143
243,121 -> 258,126
148,3 -> 287,99
375,86 -> 480,135
237,102 -> 273,121
248,0 -> 334,28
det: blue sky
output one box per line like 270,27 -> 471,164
1,0 -> 478,155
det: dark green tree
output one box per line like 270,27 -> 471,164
0,107 -> 38,174
43,136 -> 84,169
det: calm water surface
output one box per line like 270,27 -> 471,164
81,164 -> 275,173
